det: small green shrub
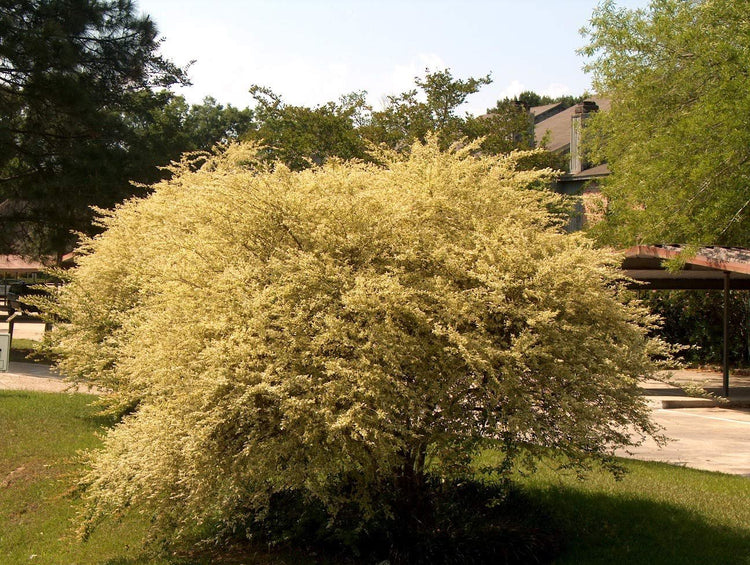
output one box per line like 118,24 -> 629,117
644,290 -> 750,366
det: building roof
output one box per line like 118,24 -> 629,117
0,253 -> 74,275
529,102 -> 564,123
535,97 -> 610,153
530,102 -> 561,117
566,163 -> 610,180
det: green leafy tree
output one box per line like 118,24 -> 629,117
515,91 -> 546,108
44,140 -> 662,552
465,99 -> 535,155
0,0 -> 188,259
514,90 -> 582,110
364,68 -> 492,150
244,70 -> 536,169
416,68 -> 492,133
183,96 -> 255,150
581,0 -> 750,247
467,98 -> 572,171
645,290 -> 750,366
361,88 -> 433,150
244,85 -> 370,170
123,93 -> 254,186
363,71 -> 558,158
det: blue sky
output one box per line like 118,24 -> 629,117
136,0 -> 650,115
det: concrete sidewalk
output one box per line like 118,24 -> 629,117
0,321 -> 46,341
617,369 -> 750,477
656,368 -> 750,405
0,361 -> 99,394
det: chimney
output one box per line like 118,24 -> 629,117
570,100 -> 599,174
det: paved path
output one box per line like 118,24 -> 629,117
0,361 -> 98,394
616,370 -> 750,477
623,405 -> 750,476
0,321 -> 46,340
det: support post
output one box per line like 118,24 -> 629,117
723,271 -> 730,397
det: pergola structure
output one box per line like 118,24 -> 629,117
0,254 -> 75,282
0,255 -> 47,278
622,245 -> 750,396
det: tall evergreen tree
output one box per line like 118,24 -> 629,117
0,0 -> 188,258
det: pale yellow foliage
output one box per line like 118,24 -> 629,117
45,140 -> 660,543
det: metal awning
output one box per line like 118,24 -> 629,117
622,245 -> 750,289
621,245 -> 750,397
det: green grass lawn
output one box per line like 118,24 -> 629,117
2,391 -> 749,564
480,450 -> 750,565
9,338 -> 40,351
0,391 -> 160,565
0,391 -> 340,565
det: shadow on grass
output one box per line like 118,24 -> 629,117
96,483 -> 561,565
526,485 -> 750,565
100,547 -> 349,565
83,407 -> 120,429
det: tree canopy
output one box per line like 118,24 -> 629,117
511,90 -> 582,111
44,140 -> 662,551
0,14 -> 580,260
0,0 -> 189,258
243,86 -> 369,170
581,0 -> 750,247
1,0 -> 586,261
363,68 -> 498,151
124,92 -> 254,183
245,69 -> 549,171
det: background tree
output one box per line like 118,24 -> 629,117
644,290 -> 750,367
360,88 -> 433,151
513,90 -> 581,110
123,92 -> 254,186
361,71 -> 571,161
581,0 -> 750,247
244,85 -> 370,170
182,96 -> 254,150
415,68 -> 492,140
464,99 -> 535,155
0,0 -> 188,259
243,71 -> 567,172
44,141 -> 662,556
363,68 -> 493,150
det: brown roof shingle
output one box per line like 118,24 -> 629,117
535,97 -> 610,153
